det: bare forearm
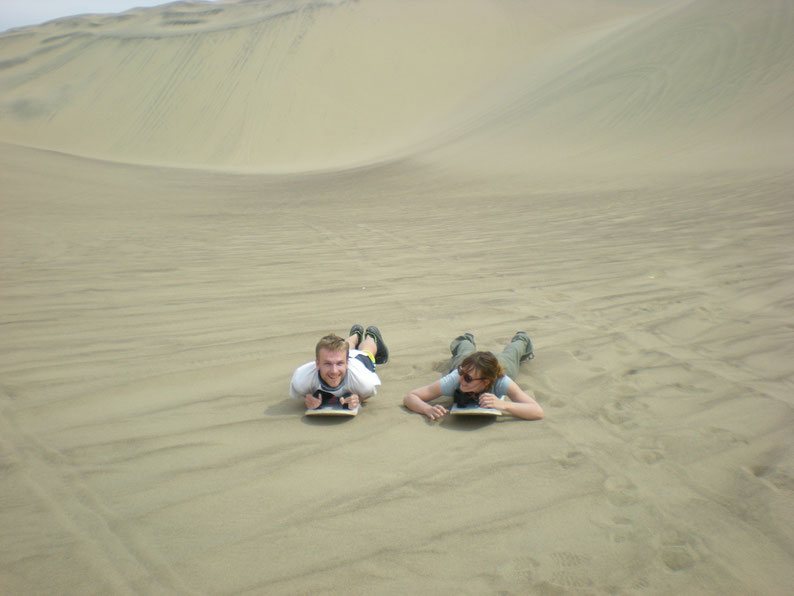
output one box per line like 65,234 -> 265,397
504,400 -> 543,420
404,392 -> 431,414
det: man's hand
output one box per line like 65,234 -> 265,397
477,393 -> 506,410
340,394 -> 360,410
304,393 -> 322,410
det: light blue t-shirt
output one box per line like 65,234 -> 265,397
439,369 -> 512,397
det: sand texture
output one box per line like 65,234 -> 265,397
1,1 -> 793,594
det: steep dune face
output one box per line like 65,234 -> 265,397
422,0 -> 794,183
0,0 -> 791,176
0,0 -> 572,170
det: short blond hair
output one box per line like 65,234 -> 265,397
315,334 -> 349,360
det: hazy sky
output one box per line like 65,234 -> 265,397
0,1 -> 221,32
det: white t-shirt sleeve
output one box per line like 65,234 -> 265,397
289,361 -> 319,399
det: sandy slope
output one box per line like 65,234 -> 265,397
1,1 -> 793,594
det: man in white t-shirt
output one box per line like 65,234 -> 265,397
289,325 -> 389,411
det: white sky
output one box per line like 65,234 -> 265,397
0,1 -> 221,32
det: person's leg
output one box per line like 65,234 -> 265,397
497,332 -> 533,379
449,333 -> 476,371
359,335 -> 377,356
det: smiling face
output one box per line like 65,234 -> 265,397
316,347 -> 348,388
458,365 -> 489,394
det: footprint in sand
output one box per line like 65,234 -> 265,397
600,406 -> 639,430
495,555 -> 539,583
543,551 -> 594,589
631,436 -> 665,465
604,475 -> 639,506
601,386 -> 649,430
636,448 -> 664,465
607,516 -> 637,544
590,512 -> 639,544
661,547 -> 695,572
659,528 -> 697,572
524,551 -> 594,591
571,349 -> 592,362
554,450 -> 585,469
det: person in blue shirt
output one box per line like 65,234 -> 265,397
403,332 -> 543,420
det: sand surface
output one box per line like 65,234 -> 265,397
1,1 -> 793,594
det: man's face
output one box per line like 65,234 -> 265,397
316,348 -> 348,388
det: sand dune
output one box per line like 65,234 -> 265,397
1,0 -> 584,171
1,1 -> 793,594
3,0 -> 790,176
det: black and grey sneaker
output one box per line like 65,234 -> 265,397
512,331 -> 534,361
349,324 -> 364,347
365,325 -> 389,364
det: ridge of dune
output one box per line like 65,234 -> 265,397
9,0 -> 790,174
1,0 -> 791,176
0,0 -> 598,172
421,0 -> 794,185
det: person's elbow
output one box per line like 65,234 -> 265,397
359,387 -> 377,401
528,403 -> 544,420
403,392 -> 422,409
513,400 -> 543,420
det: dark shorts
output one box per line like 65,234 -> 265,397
355,353 -> 375,372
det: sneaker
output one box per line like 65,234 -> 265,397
365,326 -> 389,364
348,324 -> 364,346
450,333 -> 475,356
512,331 -> 534,361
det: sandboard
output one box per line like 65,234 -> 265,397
304,390 -> 359,416
450,398 -> 503,416
305,402 -> 359,416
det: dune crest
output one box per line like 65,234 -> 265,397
0,0 -> 717,173
2,1 -> 790,176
